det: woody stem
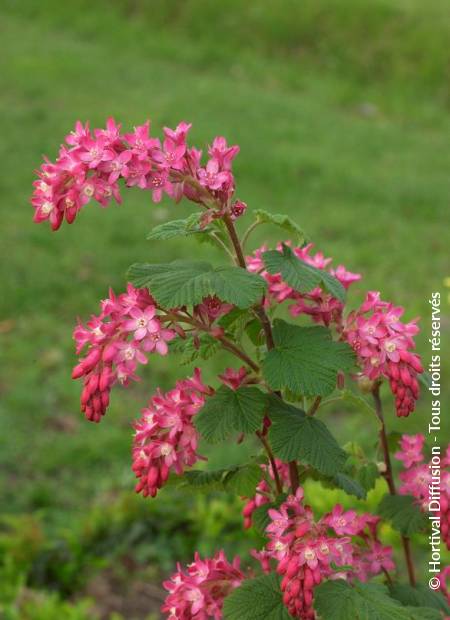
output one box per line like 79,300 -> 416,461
372,383 -> 416,587
223,214 -> 298,493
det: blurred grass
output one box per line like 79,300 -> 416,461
0,0 -> 449,615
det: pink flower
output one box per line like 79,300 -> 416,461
72,285 -> 175,421
394,434 -> 425,468
162,551 -> 244,619
342,292 -> 423,417
218,367 -> 248,390
78,136 -> 115,168
198,159 -> 230,191
142,327 -> 176,356
323,504 -> 359,536
123,306 -> 159,340
132,371 -> 209,497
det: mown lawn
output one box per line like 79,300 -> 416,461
0,1 -> 449,617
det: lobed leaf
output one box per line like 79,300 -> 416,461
224,463 -> 262,497
314,579 -> 442,620
262,244 -> 345,302
253,209 -> 306,244
267,395 -> 346,476
223,573 -> 292,620
195,386 -> 268,442
128,261 -> 267,309
262,320 -> 355,397
147,213 -> 208,240
377,494 -> 427,536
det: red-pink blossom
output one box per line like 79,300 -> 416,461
72,284 -> 175,422
31,118 -> 242,230
342,293 -> 423,417
132,370 -> 210,497
395,434 -> 450,550
162,551 -> 244,619
262,490 -> 394,618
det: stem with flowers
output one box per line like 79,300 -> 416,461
30,116 -> 449,619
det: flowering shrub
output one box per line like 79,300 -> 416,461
31,119 -> 449,619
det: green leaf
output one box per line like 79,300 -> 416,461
219,308 -> 253,341
170,333 -> 220,365
262,244 -> 345,302
253,209 -> 306,243
314,580 -> 442,620
128,261 -> 267,309
356,462 -> 379,492
147,213 -> 207,240
223,573 -> 292,620
183,469 -> 227,491
262,320 -> 355,397
334,472 -> 367,499
195,386 -> 268,442
377,494 -> 427,536
224,463 -> 262,497
340,389 -> 379,422
418,371 -> 432,390
267,396 -> 346,475
389,584 -> 450,615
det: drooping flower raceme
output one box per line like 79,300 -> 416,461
261,490 -> 394,618
132,369 -> 211,497
72,283 -> 175,421
162,551 -> 244,619
395,434 -> 450,549
342,292 -> 423,417
31,118 -> 242,231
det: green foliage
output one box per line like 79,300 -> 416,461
314,580 -> 442,620
377,494 -> 427,536
262,320 -> 355,396
170,333 -> 220,364
128,261 -> 267,308
252,209 -> 306,243
339,389 -> 380,427
182,463 -> 262,497
183,469 -> 227,491
195,386 -> 268,442
223,573 -> 291,620
223,464 -> 262,497
333,472 -> 367,499
389,584 -> 450,615
147,213 -> 208,240
267,396 -> 346,475
263,244 -> 345,302
355,462 -> 380,493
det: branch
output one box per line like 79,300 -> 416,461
163,310 -> 259,373
257,431 -> 283,495
372,383 -> 416,587
222,214 -> 299,492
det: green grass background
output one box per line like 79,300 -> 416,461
0,1 -> 449,617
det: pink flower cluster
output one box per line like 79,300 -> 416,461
162,551 -> 244,619
395,434 -> 450,549
132,370 -> 211,498
242,459 -> 290,529
259,490 -> 394,618
32,118 -> 242,230
343,292 -> 423,417
247,242 -> 361,327
73,284 -> 175,422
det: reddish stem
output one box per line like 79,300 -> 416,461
223,215 -> 298,493
372,383 -> 416,587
